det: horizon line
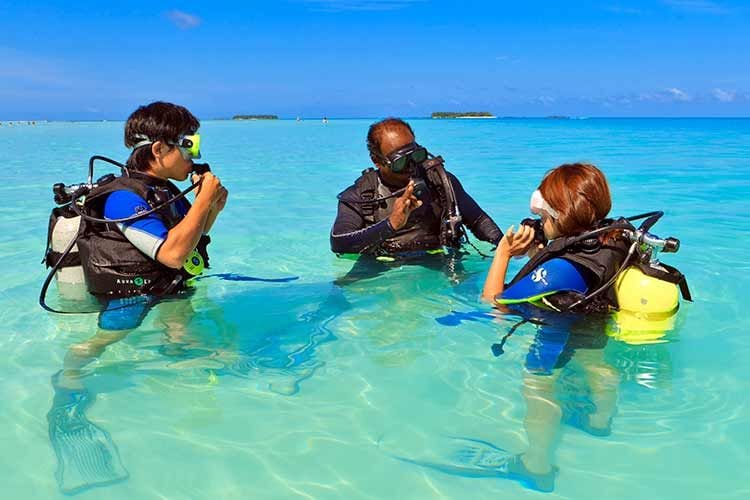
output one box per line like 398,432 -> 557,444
2,115 -> 750,123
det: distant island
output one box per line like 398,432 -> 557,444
232,115 -> 279,120
545,115 -> 571,120
431,112 -> 496,119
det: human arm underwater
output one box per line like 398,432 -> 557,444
481,224 -> 536,302
157,173 -> 224,268
447,173 -> 503,244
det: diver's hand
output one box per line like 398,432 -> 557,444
389,181 -> 422,230
192,173 -> 227,210
213,186 -> 228,212
194,172 -> 223,206
498,224 -> 536,258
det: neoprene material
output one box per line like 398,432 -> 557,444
497,258 -> 589,305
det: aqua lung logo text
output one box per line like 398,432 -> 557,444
115,277 -> 151,286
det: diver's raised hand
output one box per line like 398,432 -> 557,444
389,181 -> 422,230
498,224 -> 536,258
194,172 -> 224,206
213,186 -> 228,212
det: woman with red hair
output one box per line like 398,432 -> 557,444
478,163 -> 629,492
483,162 -> 628,310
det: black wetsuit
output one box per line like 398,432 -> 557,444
331,168 -> 501,255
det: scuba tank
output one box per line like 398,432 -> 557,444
43,177 -> 116,302
45,207 -> 87,301
47,207 -> 83,285
43,171 -> 119,303
609,219 -> 689,343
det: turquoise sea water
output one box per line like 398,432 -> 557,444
0,118 -> 748,499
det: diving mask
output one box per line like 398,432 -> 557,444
381,142 -> 428,173
530,189 -> 559,219
174,134 -> 201,160
131,133 -> 201,160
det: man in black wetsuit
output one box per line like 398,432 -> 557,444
330,117 -> 502,258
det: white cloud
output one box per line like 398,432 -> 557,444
534,95 -> 556,105
663,1 -> 731,15
166,10 -> 202,29
712,88 -> 736,102
301,0 -> 427,12
636,88 -> 693,103
665,87 -> 692,101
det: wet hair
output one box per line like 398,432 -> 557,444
124,101 -> 199,171
539,163 -> 612,236
366,117 -> 415,160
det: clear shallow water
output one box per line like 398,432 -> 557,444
0,118 -> 748,499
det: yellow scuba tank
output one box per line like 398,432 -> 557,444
609,266 -> 680,344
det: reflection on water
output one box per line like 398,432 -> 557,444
393,303 -> 679,493
45,279 -> 348,494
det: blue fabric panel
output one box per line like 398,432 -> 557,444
502,258 -> 589,301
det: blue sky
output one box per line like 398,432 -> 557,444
1,0 -> 749,119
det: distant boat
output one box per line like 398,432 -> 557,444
322,117 -> 328,124
296,116 -> 301,122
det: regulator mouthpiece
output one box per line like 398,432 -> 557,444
192,163 -> 211,175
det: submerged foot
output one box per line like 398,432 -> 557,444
389,437 -> 558,493
561,400 -> 612,437
48,376 -> 129,494
503,454 -> 558,493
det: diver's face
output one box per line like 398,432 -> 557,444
542,212 -> 561,240
151,142 -> 193,181
375,128 -> 415,185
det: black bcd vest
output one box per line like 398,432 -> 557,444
338,162 -> 462,254
509,227 -> 631,313
76,171 -> 209,298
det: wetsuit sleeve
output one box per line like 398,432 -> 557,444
104,190 -> 168,260
448,173 -> 503,244
330,200 -> 396,254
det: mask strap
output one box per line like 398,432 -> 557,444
131,134 -> 154,151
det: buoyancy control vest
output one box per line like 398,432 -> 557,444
507,226 -> 631,313
504,217 -> 691,314
337,158 -> 463,254
76,171 -> 210,298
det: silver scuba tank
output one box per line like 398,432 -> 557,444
51,214 -> 84,285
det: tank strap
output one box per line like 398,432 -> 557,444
45,250 -> 81,268
638,262 -> 692,301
